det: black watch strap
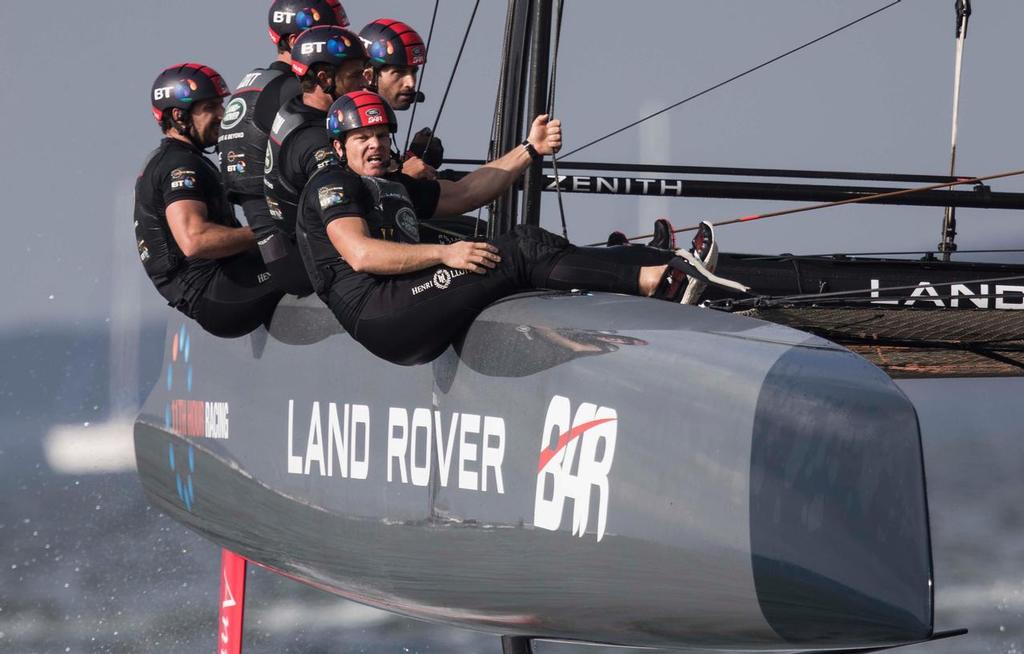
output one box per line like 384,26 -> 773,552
521,138 -> 541,161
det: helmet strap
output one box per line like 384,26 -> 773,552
317,68 -> 337,99
173,108 -> 217,154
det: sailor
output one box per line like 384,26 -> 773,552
358,19 -> 442,181
295,91 -> 735,365
262,25 -> 369,295
218,1 -> 349,233
135,64 -> 285,338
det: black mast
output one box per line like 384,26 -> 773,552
489,0 -> 533,237
522,0 -> 553,227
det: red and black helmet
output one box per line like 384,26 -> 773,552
291,26 -> 368,77
326,91 -> 399,140
359,19 -> 427,68
150,63 -> 229,123
268,0 -> 349,45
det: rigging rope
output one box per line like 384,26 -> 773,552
421,0 -> 481,162
548,0 -> 568,238
560,0 -> 904,160
939,0 -> 973,259
716,274 -> 1024,310
739,248 -> 1024,259
595,166 -> 1024,246
402,0 -> 440,155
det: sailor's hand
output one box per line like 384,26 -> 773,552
409,127 -> 445,168
402,154 -> 437,181
441,240 -> 501,274
527,114 -> 562,157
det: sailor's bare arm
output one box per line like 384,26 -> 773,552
166,199 -> 256,259
328,216 -> 501,275
434,114 -> 561,217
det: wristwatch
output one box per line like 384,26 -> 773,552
521,138 -> 541,162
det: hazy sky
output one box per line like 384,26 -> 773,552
2,0 -> 1023,329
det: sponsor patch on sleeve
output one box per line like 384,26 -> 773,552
318,185 -> 347,210
169,167 -> 198,191
313,147 -> 337,170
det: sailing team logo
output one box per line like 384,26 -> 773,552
165,324 -> 230,440
296,8 -> 321,29
168,442 -> 196,512
533,395 -> 618,542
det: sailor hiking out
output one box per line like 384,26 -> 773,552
218,0 -> 349,242
296,91 -> 742,365
359,18 -> 443,180
262,24 -> 368,295
134,63 -> 284,339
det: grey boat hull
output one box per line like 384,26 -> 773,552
134,291 -> 933,649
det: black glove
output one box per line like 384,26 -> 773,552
408,127 -> 445,169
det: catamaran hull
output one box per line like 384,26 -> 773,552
135,292 -> 933,649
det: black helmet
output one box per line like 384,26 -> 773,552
326,91 -> 398,141
268,0 -> 349,45
291,26 -> 368,77
359,19 -> 427,68
150,63 -> 229,123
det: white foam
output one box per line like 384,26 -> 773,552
257,599 -> 392,631
938,580 -> 1024,611
43,420 -> 136,474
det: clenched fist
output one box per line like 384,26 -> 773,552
525,114 -> 562,157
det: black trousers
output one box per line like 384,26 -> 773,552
191,250 -> 285,339
337,225 -> 672,365
237,195 -> 315,296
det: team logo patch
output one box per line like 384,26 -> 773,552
169,167 -> 197,190
395,207 -> 419,242
411,268 -> 465,296
313,148 -> 336,170
433,268 -> 453,290
264,145 -> 274,174
226,153 -> 246,174
318,185 -> 346,210
327,35 -> 352,57
174,78 -> 199,102
296,8 -> 321,29
221,98 -> 246,130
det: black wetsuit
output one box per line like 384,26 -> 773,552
134,138 -> 284,338
262,96 -> 338,295
296,166 -> 673,365
218,61 -> 300,233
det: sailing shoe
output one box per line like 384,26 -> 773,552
652,262 -> 690,303
677,250 -> 749,304
606,230 -> 629,247
681,221 -> 719,304
648,218 -> 676,250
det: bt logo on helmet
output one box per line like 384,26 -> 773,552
327,36 -> 351,56
300,41 -> 327,55
368,40 -> 395,60
272,10 -> 297,24
327,109 -> 345,135
296,8 -> 321,29
153,79 -> 198,102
